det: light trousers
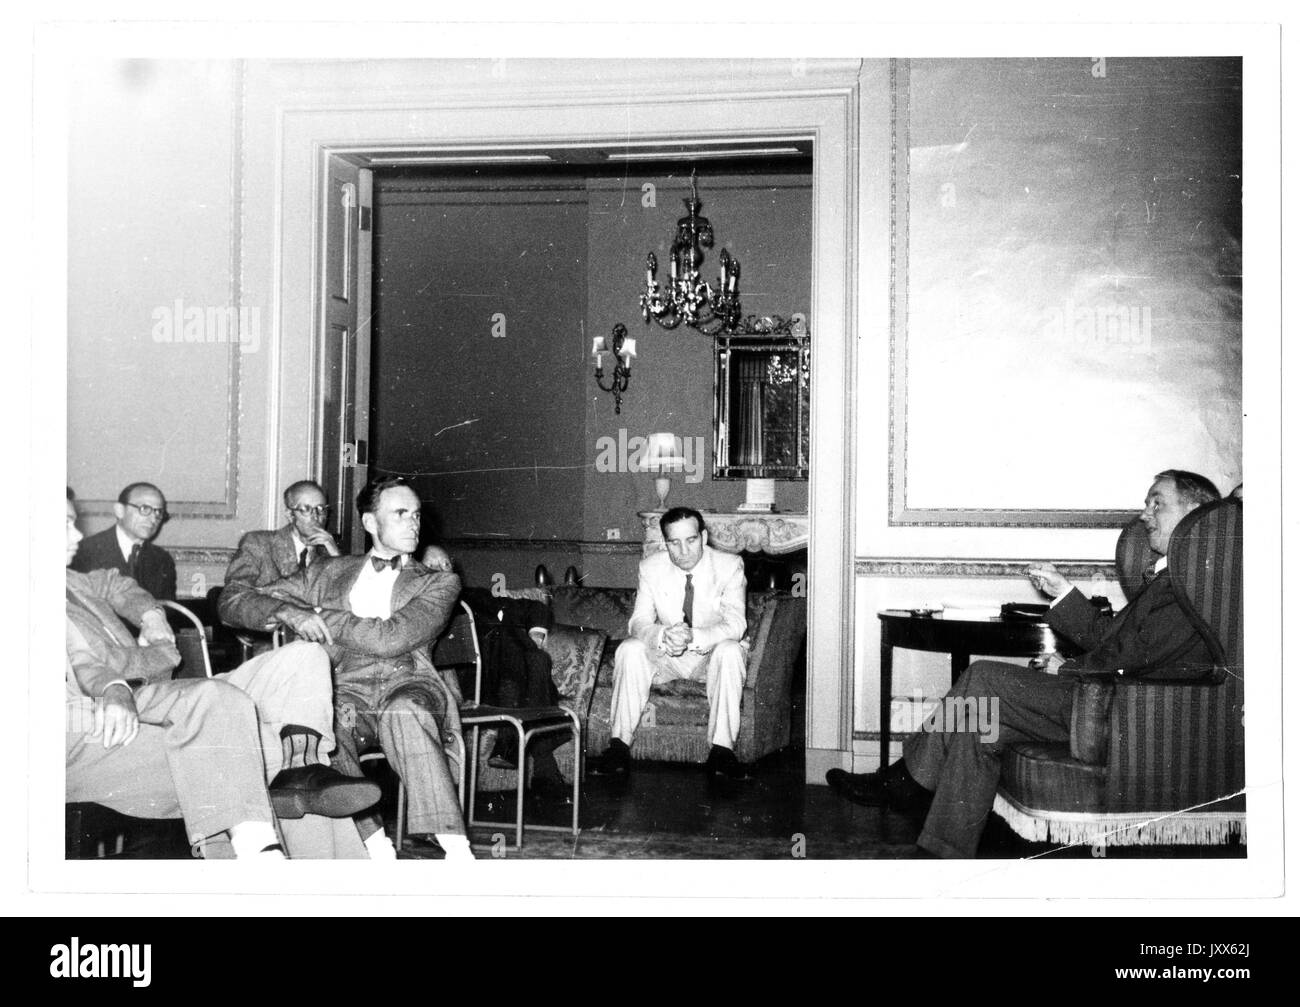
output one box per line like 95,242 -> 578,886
609,637 -> 747,751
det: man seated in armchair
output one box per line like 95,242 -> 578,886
592,506 -> 749,781
827,470 -> 1222,858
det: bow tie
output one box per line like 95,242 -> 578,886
370,554 -> 402,572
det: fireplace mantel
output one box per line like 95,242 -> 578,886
638,510 -> 811,558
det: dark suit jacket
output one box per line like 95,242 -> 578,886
71,526 -> 176,602
1048,571 -> 1214,680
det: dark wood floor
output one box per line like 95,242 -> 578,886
67,750 -> 1246,861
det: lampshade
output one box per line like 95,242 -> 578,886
643,432 -> 684,471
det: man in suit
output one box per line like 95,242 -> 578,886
220,480 -> 342,655
71,482 -> 177,602
218,476 -> 472,860
593,506 -> 749,780
224,479 -> 343,589
827,470 -> 1222,858
66,490 -> 379,859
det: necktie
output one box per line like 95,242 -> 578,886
127,543 -> 141,577
299,547 -> 310,571
682,573 -> 694,628
1141,565 -> 1160,585
370,554 -> 401,572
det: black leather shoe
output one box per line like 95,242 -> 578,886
268,765 -> 381,819
825,767 -> 889,807
590,739 -> 632,776
704,745 -> 748,781
530,772 -> 572,802
404,833 -> 448,858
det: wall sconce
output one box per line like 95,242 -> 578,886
593,323 -> 636,414
644,431 -> 684,510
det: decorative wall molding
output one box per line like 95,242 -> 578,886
78,61 -> 246,522
855,557 -> 1114,579
171,546 -> 238,566
885,58 -> 1165,530
639,510 -> 810,557
447,536 -> 642,555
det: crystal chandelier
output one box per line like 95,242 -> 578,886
639,172 -> 741,336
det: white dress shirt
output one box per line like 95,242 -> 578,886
348,552 -> 407,618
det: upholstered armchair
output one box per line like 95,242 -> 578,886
552,585 -> 807,764
993,498 -> 1245,848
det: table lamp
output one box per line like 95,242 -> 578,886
644,432 -> 684,510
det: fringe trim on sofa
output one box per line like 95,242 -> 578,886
992,794 -> 1246,847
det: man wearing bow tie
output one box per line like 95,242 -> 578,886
592,506 -> 749,781
826,470 -> 1223,858
218,476 -> 470,860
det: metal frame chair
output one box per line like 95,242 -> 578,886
454,601 -> 582,850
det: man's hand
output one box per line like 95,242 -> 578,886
1029,652 -> 1066,675
93,684 -> 139,749
661,622 -> 692,657
275,605 -> 334,645
1027,563 -> 1073,600
301,524 -> 341,557
137,607 -> 175,647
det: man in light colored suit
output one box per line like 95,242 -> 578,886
218,476 -> 471,860
593,506 -> 749,780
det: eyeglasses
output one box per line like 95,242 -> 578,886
290,504 -> 331,517
125,501 -> 168,520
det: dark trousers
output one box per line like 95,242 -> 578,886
480,624 -> 562,769
903,660 -> 1075,859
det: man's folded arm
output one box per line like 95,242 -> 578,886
1045,587 -> 1115,653
1060,592 -> 1205,676
218,546 -> 314,631
628,567 -> 664,649
319,572 -> 461,658
66,618 -> 178,697
82,567 -> 163,627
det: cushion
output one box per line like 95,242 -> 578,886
550,586 -> 637,639
1069,678 -> 1114,764
1000,741 -> 1108,814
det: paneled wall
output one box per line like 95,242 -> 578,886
368,171 -> 812,590
850,57 -> 1242,765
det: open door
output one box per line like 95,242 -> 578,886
316,154 -> 373,552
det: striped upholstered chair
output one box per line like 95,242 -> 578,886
993,498 -> 1245,849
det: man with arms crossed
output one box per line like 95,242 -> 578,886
219,476 -> 471,860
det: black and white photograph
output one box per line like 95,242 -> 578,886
10,6 -> 1293,929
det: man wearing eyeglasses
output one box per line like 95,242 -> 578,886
220,481 -> 342,613
71,482 -> 177,602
